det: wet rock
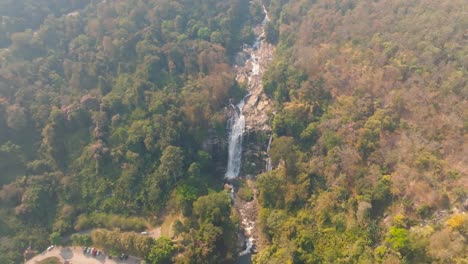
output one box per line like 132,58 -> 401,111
235,27 -> 275,134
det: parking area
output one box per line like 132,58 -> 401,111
26,246 -> 142,264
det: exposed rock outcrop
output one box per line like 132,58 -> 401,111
235,27 -> 275,133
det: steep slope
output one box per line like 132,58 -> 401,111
253,0 -> 467,263
0,0 -> 256,262
0,0 -> 466,263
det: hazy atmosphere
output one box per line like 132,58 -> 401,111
0,0 -> 466,263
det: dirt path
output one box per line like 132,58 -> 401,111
26,246 -> 141,264
148,226 -> 161,239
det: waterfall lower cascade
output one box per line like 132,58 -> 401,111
224,1 -> 273,262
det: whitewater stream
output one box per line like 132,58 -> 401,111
225,96 -> 248,180
224,2 -> 272,263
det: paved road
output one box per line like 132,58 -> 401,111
26,246 -> 142,264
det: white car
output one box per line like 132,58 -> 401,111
47,245 -> 55,251
140,231 -> 148,235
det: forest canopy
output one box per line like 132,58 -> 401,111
0,0 -> 467,263
0,0 -> 253,262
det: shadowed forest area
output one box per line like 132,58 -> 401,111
0,0 -> 466,263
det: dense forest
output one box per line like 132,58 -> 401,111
0,0 -> 256,262
0,0 -> 466,263
254,0 -> 467,263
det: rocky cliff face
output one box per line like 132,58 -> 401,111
234,33 -> 275,179
235,29 -> 275,133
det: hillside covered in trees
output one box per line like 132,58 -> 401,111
254,0 -> 467,263
0,0 -> 467,263
0,0 -> 255,262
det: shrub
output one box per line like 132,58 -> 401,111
147,237 -> 174,264
91,229 -> 154,257
237,181 -> 253,202
74,213 -> 148,231
446,213 -> 468,234
386,227 -> 409,253
71,234 -> 92,246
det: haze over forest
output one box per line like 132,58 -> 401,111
0,0 -> 466,263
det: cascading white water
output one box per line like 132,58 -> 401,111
225,97 -> 248,179
226,2 -> 272,261
265,134 -> 273,171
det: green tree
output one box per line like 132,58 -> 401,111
193,192 -> 231,225
71,234 -> 92,246
255,170 -> 286,208
159,146 -> 184,184
265,22 -> 278,44
49,232 -> 62,245
147,237 -> 174,264
269,137 -> 297,178
386,227 -> 409,254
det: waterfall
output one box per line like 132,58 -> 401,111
225,96 -> 249,179
225,1 -> 272,261
265,133 -> 273,171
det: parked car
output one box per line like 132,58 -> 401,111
83,247 -> 88,254
47,245 -> 54,251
